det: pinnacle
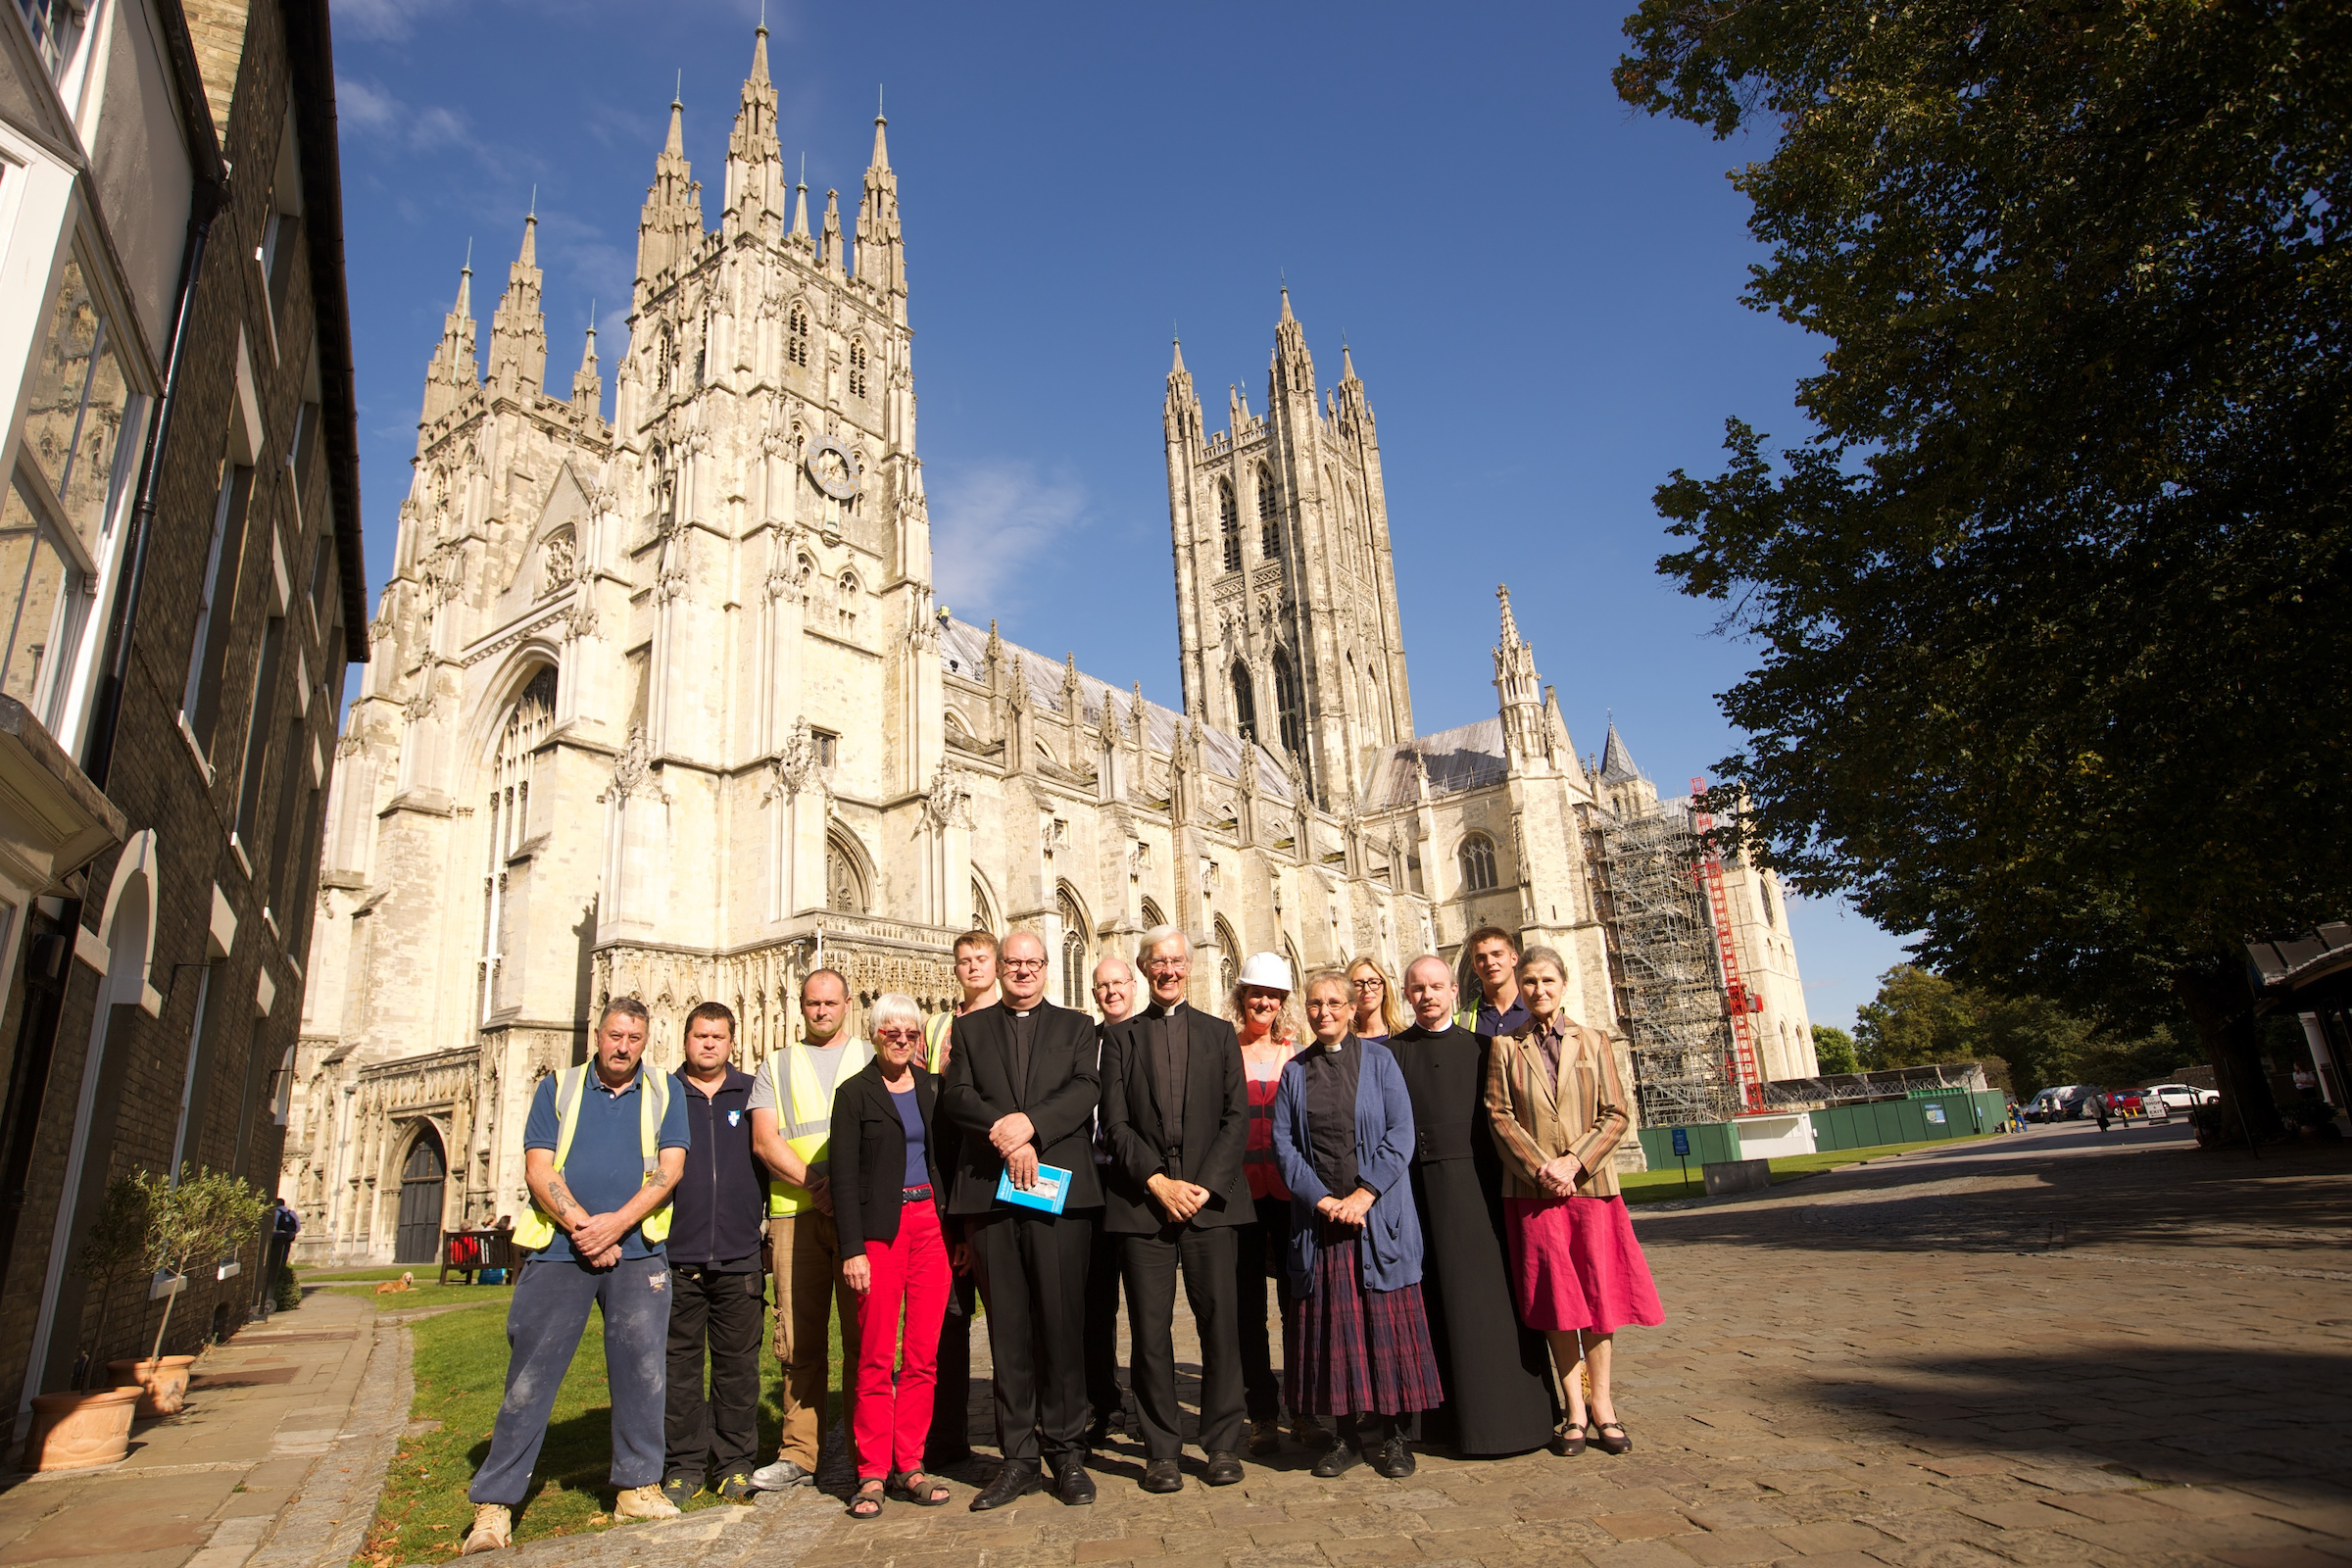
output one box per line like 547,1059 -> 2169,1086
452,251 -> 472,318
663,94 -> 685,157
1496,582 -> 1520,645
1599,720 -> 1643,785
1279,284 -> 1295,323
1170,335 -> 1186,375
869,111 -> 890,172
516,210 -> 536,268
748,18 -> 769,82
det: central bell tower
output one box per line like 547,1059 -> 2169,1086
1163,293 -> 1413,809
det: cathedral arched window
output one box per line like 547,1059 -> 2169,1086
1272,648 -> 1308,771
1230,661 -> 1257,744
826,832 -> 869,914
1214,917 -> 1241,999
1256,465 -> 1281,558
1140,897 -> 1166,930
849,340 -> 869,400
1218,480 -> 1240,572
970,874 -> 997,936
787,305 -> 809,368
1458,833 -> 1497,895
481,666 -> 558,1022
1057,886 -> 1090,1009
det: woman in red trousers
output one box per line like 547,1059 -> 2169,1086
833,993 -> 962,1516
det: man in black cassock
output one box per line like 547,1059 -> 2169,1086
1386,955 -> 1558,1455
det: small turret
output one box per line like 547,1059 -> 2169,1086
856,104 -> 905,303
820,189 -> 844,272
419,248 -> 478,430
636,89 -> 705,302
486,211 -> 547,397
570,310 -> 602,420
1272,284 -> 1313,400
1494,583 -> 1546,767
723,23 -> 786,244
790,155 -> 811,254
1163,335 -> 1201,447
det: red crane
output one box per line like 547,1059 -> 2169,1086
1690,779 -> 1764,1113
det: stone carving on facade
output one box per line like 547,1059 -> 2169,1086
538,527 -> 575,598
922,760 -> 971,830
609,724 -> 661,801
766,717 -> 820,802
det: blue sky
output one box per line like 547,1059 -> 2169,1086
328,0 -> 1909,1028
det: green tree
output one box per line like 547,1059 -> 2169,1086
1810,1023 -> 1859,1075
137,1166 -> 269,1361
1853,965 -> 1980,1070
1614,0 -> 2352,1138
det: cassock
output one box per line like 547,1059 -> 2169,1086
1387,1021 -> 1558,1454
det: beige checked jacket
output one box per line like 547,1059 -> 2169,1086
1482,1017 -> 1632,1200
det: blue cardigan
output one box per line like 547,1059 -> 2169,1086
1271,1036 -> 1424,1295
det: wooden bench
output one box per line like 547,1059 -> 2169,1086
437,1229 -> 518,1285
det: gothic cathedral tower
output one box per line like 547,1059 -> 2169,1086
1163,294 -> 1413,811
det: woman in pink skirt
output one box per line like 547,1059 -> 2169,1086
1483,946 -> 1662,1457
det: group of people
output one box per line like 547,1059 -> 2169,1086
458,923 -> 1662,1552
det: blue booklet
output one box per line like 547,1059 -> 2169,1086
995,1162 -> 1072,1215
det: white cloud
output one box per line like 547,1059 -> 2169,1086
335,75 -> 468,149
929,461 -> 1090,615
334,0 -> 460,42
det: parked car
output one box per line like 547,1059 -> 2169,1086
2145,1082 -> 2219,1112
2024,1086 -> 2099,1122
2107,1088 -> 2146,1117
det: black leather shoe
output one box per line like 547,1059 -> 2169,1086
1372,1437 -> 1415,1479
1203,1451 -> 1245,1487
1140,1457 -> 1183,1494
1310,1444 -> 1359,1479
1054,1456 -> 1096,1505
968,1460 -> 1042,1511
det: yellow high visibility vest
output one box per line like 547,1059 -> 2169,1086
764,1039 -> 873,1216
514,1064 -> 673,1251
923,1011 -> 953,1075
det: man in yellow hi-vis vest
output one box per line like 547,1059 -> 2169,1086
747,969 -> 871,1491
922,929 -> 999,1469
463,999 -> 688,1555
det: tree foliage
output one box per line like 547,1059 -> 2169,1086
1810,1023 -> 1860,1075
1852,962 -> 2207,1096
1615,0 -> 2352,1133
136,1166 -> 270,1361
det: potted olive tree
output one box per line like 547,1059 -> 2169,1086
109,1167 -> 267,1415
20,1178 -> 148,1470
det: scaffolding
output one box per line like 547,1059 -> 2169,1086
1592,798 -> 1743,1127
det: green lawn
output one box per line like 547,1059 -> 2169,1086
1622,1131 -> 2003,1202
347,1276 -> 847,1566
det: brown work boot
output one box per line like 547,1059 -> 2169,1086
460,1504 -> 511,1554
613,1483 -> 682,1521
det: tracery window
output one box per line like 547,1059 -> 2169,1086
1230,660 -> 1257,744
1214,917 -> 1241,998
481,666 -> 557,1021
1272,648 -> 1307,768
1057,887 -> 1089,1009
787,306 -> 809,368
1218,479 -> 1240,571
826,832 -> 868,913
849,340 -> 868,399
1256,465 -> 1281,558
1458,832 -> 1497,895
970,875 -> 996,935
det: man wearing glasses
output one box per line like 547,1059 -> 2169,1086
924,931 -> 1000,1470
940,930 -> 1103,1509
1084,954 -> 1141,1446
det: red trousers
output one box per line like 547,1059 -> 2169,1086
852,1200 -> 952,1478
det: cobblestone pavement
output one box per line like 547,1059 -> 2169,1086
379,1120 -> 2352,1568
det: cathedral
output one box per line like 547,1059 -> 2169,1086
284,28 -> 1815,1264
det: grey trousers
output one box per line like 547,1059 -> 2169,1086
469,1252 -> 672,1505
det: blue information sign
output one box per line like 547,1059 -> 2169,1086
1671,1127 -> 1690,1156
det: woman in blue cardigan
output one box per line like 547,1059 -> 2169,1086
1272,970 -> 1444,1479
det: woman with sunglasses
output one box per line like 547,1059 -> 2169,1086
833,993 -> 964,1516
1346,956 -> 1407,1043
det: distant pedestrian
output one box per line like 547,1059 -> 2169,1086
834,995 -> 959,1518
464,999 -> 687,1554
662,1004 -> 765,1507
259,1200 -> 299,1319
2091,1091 -> 2111,1133
1486,947 -> 1662,1461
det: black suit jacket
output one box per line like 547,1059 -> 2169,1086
1099,1004 -> 1250,1234
830,1060 -> 952,1256
938,1000 -> 1103,1214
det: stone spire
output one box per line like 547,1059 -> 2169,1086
1494,583 -> 1546,766
790,154 -> 810,253
819,188 -> 844,272
419,248 -> 478,428
486,211 -> 547,397
1163,335 -> 1200,445
1271,284 -> 1313,402
636,89 -> 704,301
1334,333 -> 1374,436
723,23 -> 785,243
856,104 -> 905,303
1598,720 -> 1644,784
570,308 -> 602,418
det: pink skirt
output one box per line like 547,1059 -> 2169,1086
1505,1196 -> 1664,1334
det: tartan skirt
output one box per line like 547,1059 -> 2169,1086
1284,1221 -> 1444,1417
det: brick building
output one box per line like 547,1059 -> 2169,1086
0,0 -> 362,1430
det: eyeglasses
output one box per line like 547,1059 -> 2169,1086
875,1027 -> 920,1041
1002,957 -> 1046,972
1350,978 -> 1384,991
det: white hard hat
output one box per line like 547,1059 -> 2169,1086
1236,952 -> 1294,993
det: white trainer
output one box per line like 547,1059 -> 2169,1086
460,1503 -> 511,1554
613,1483 -> 682,1521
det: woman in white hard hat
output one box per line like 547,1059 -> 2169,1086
1227,951 -> 1306,1455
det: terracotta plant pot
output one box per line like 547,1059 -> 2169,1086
22,1387 -> 140,1470
106,1354 -> 197,1416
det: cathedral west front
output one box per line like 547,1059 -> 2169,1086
285,27 -> 1816,1264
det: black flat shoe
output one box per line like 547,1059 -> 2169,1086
969,1460 -> 1042,1511
1140,1457 -> 1183,1494
1372,1437 -> 1415,1479
1203,1451 -> 1245,1487
1310,1444 -> 1359,1479
1054,1457 -> 1097,1505
1550,1419 -> 1588,1457
1592,1419 -> 1632,1455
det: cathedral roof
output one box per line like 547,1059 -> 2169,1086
1599,721 -> 1645,784
939,618 -> 1296,801
1365,718 -> 1509,808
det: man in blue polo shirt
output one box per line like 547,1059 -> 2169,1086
464,998 -> 690,1554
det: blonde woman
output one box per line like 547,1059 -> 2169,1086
1484,946 -> 1661,1458
1227,953 -> 1303,1453
1347,956 -> 1408,1043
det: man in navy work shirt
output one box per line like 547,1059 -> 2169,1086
1454,926 -> 1531,1038
662,1002 -> 765,1507
463,998 -> 690,1555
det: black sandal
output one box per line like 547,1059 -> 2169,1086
887,1470 -> 951,1506
1550,1419 -> 1588,1456
1592,1419 -> 1632,1455
847,1480 -> 887,1519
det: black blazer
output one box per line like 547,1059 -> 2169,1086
1100,1004 -> 1250,1234
830,1060 -> 950,1256
938,1000 -> 1103,1215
